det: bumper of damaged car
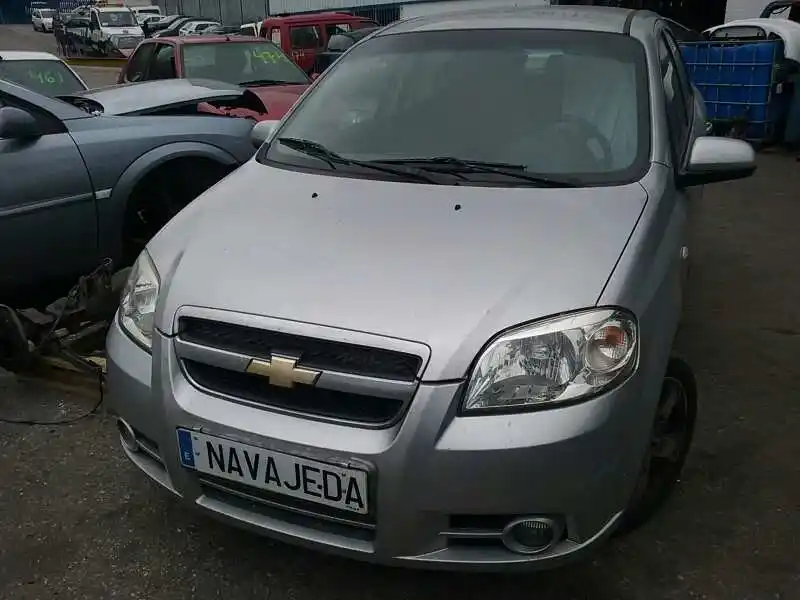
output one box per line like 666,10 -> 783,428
106,317 -> 647,571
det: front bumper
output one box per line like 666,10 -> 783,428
106,318 -> 650,571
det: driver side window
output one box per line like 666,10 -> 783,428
658,34 -> 691,163
149,43 -> 176,80
91,12 -> 100,28
126,43 -> 156,81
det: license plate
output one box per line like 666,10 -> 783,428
176,429 -> 369,514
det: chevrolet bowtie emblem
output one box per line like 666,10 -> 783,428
245,354 -> 320,389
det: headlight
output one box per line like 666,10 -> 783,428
119,250 -> 160,351
462,309 -> 638,413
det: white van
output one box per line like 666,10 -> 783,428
31,7 -> 55,32
130,5 -> 162,24
87,5 -> 145,56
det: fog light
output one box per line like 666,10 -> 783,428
117,418 -> 139,453
501,517 -> 563,555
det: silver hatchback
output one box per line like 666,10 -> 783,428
107,6 -> 756,570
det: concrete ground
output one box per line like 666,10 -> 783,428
2,22 -> 800,600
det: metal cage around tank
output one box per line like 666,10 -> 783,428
680,39 -> 792,143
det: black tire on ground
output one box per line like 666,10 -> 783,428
616,356 -> 698,535
121,157 -> 233,264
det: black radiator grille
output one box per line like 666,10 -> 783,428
178,317 -> 422,382
184,360 -> 404,424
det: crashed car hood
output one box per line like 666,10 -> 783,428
58,78 -> 252,115
246,84 -> 308,119
153,162 -> 647,381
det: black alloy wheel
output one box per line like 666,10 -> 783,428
618,357 -> 698,534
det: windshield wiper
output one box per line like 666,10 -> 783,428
239,79 -> 291,87
277,138 -> 445,184
376,156 -> 580,187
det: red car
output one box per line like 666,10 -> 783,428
117,36 -> 310,120
259,12 -> 378,73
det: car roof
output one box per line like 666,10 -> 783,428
265,11 -> 370,24
382,5 -> 644,35
0,50 -> 63,61
96,5 -> 133,11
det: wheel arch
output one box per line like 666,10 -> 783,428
97,142 -> 239,266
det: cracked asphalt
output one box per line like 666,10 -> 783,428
2,23 -> 800,600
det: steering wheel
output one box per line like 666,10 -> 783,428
537,115 -> 614,171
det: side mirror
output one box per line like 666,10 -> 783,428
678,137 -> 756,187
250,119 -> 280,148
0,106 -> 42,140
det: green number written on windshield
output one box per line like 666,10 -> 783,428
251,49 -> 289,64
28,69 -> 65,86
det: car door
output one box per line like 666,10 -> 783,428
89,11 -> 101,45
65,15 -> 90,54
288,24 -> 322,72
0,90 -> 96,298
120,41 -> 157,82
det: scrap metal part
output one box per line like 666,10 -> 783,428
0,259 -> 128,376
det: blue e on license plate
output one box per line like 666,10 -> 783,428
176,429 -> 368,514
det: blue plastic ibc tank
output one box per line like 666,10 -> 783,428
747,42 -> 776,86
681,44 -> 698,64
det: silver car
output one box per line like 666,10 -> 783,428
107,6 -> 756,570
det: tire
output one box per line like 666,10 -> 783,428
616,357 -> 698,535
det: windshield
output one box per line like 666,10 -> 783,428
40,9 -> 54,18
99,10 -> 137,27
0,59 -> 85,96
261,30 -> 650,186
182,42 -> 310,85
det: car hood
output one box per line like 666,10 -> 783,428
151,162 -> 647,381
103,25 -> 144,36
58,78 -> 251,115
246,84 -> 308,119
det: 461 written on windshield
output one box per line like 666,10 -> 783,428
28,69 -> 65,86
